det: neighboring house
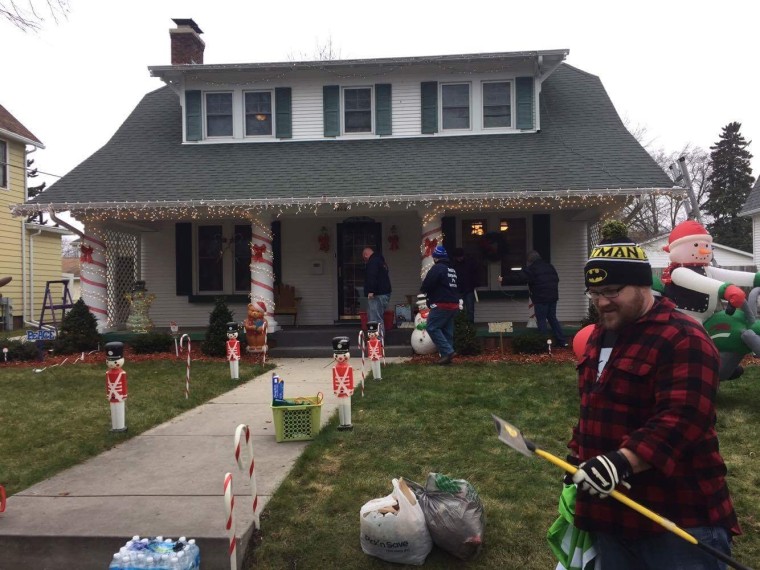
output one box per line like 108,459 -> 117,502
641,234 -> 755,275
740,177 -> 760,264
1,104 -> 70,330
62,256 -> 82,301
12,19 -> 674,331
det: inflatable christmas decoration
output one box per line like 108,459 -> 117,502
226,322 -> 241,381
662,220 -> 760,380
332,336 -> 354,431
244,302 -> 268,355
105,342 -> 128,432
411,294 -> 436,355
365,321 -> 384,380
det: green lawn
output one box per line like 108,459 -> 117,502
247,362 -> 760,569
0,359 -> 271,494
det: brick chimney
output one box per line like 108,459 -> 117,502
170,18 -> 205,65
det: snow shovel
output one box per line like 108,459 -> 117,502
491,415 -> 753,570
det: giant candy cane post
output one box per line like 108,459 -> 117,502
249,217 -> 280,333
420,211 -> 443,280
49,212 -> 109,330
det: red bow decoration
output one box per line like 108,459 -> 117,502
423,238 -> 438,257
80,244 -> 94,264
251,244 -> 266,262
388,227 -> 399,251
318,229 -> 330,252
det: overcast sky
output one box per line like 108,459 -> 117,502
3,0 -> 758,208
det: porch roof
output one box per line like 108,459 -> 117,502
14,64 -> 674,217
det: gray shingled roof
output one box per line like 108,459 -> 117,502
740,177 -> 760,216
27,63 -> 671,208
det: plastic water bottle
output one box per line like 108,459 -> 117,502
109,553 -> 121,569
187,538 -> 200,569
120,555 -> 131,569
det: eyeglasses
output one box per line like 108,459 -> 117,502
585,285 -> 628,300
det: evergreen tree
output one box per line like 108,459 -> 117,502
453,311 -> 481,356
203,297 -> 234,357
703,122 -> 755,251
53,298 -> 101,354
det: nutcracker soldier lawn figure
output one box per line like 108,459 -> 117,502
226,322 -> 241,381
105,342 -> 128,432
332,336 -> 354,431
366,321 -> 384,380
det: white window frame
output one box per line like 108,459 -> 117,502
204,91 -> 234,139
440,82 -> 472,132
481,80 -> 514,130
193,222 -> 252,295
342,86 -> 374,135
243,90 -> 275,138
0,139 -> 7,189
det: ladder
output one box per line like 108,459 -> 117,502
38,280 -> 75,331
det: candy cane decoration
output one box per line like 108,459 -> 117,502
180,334 -> 191,399
234,424 -> 259,529
420,210 -> 443,280
249,217 -> 280,333
357,330 -> 366,397
223,472 -> 236,570
378,322 -> 387,366
0,484 -> 6,512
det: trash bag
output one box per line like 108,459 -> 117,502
547,484 -> 597,570
359,477 -> 433,565
406,472 -> 485,561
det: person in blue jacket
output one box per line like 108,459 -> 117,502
420,245 -> 460,365
362,247 -> 392,326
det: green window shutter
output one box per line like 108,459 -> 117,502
421,81 -> 438,134
532,214 -> 551,263
516,77 -> 534,130
175,223 -> 193,295
441,216 -> 457,253
323,85 -> 340,137
375,83 -> 392,135
275,87 -> 292,139
185,90 -> 202,141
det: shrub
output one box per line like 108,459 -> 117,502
129,331 -> 174,354
579,302 -> 599,328
203,298 -> 234,357
511,331 -> 552,355
1,339 -> 40,362
54,299 -> 101,354
453,311 -> 481,355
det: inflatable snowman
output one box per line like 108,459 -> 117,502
662,220 -> 759,323
411,294 -> 437,355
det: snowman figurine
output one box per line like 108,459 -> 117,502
662,220 -> 759,323
411,293 -> 436,355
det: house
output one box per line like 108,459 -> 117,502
61,256 -> 82,301
12,19 -> 674,332
1,104 -> 70,330
640,234 -> 755,276
740,177 -> 760,263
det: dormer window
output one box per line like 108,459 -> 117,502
343,87 -> 372,134
245,91 -> 273,136
205,92 -> 233,137
483,81 -> 512,128
441,83 -> 471,130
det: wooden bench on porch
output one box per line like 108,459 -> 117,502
274,283 -> 301,326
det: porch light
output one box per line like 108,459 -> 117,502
470,221 -> 485,236
500,220 -> 509,232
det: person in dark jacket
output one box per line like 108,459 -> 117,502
452,247 -> 480,323
362,247 -> 392,326
420,245 -> 459,365
509,250 -> 567,346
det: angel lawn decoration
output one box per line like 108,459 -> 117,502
226,321 -> 241,381
105,342 -> 128,432
332,336 -> 354,431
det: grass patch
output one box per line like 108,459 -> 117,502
0,360 -> 271,494
248,362 -> 760,569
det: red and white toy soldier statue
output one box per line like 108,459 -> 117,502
226,322 -> 241,381
366,321 -> 384,381
105,341 -> 128,432
332,336 -> 354,431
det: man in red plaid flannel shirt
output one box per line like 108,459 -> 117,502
569,230 -> 740,569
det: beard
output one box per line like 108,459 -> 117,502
597,287 -> 651,331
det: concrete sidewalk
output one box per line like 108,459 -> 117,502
0,357 -> 405,570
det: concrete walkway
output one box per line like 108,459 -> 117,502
0,357 -> 405,570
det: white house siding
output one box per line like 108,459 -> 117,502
184,62 -> 535,144
753,216 -> 760,267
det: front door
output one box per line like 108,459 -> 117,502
337,219 -> 381,320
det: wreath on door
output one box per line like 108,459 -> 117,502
479,231 -> 507,262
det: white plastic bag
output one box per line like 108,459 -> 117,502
360,477 -> 433,565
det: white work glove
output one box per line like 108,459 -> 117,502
572,450 -> 632,498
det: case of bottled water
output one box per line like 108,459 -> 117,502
108,536 -> 200,569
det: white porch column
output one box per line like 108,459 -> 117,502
250,217 -> 280,333
420,210 -> 444,279
80,223 -> 109,331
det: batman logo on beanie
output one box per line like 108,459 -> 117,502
586,268 -> 607,284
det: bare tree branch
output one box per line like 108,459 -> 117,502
0,0 -> 69,32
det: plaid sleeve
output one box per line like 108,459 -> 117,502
622,325 -> 720,476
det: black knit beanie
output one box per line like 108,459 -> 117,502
584,236 -> 653,288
